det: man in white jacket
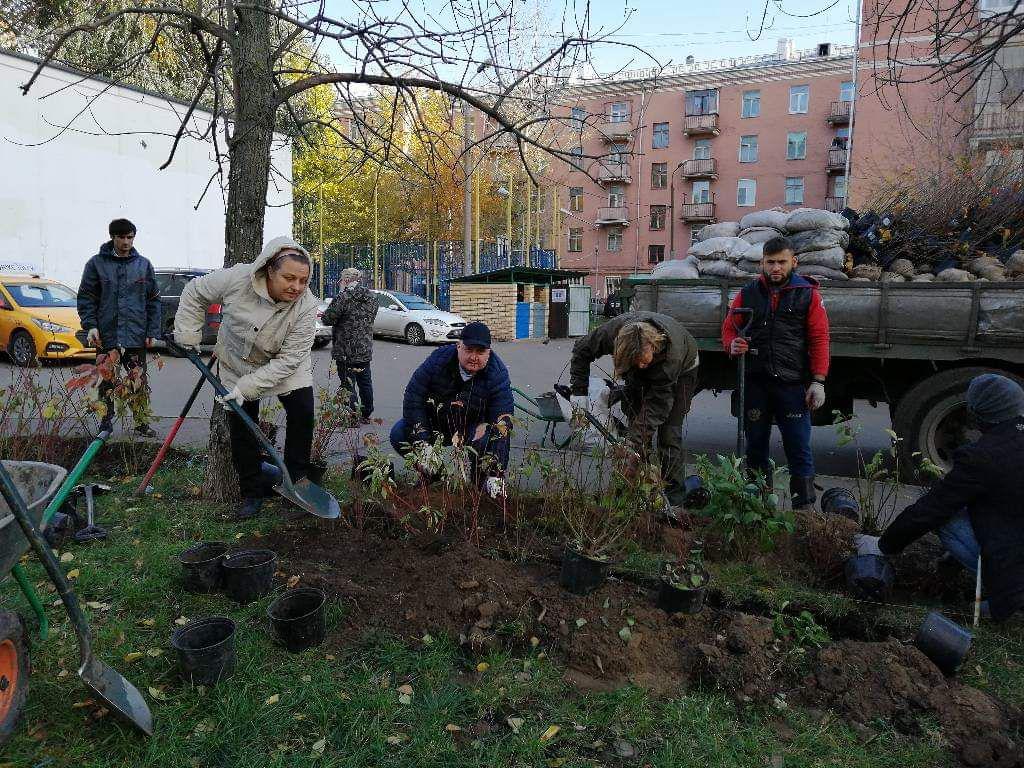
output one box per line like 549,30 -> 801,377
174,237 -> 320,519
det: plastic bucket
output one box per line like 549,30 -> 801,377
844,554 -> 896,600
822,487 -> 860,521
559,548 -> 609,595
170,616 -> 237,685
915,611 -> 973,675
179,541 -> 228,594
222,549 -> 277,604
267,587 -> 327,653
657,577 -> 707,614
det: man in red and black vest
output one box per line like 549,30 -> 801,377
720,235 -> 831,510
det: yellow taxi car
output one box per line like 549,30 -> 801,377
0,273 -> 95,366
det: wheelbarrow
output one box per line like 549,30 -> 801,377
0,459 -> 152,743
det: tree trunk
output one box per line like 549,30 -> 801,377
203,0 -> 277,503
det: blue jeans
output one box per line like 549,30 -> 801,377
390,418 -> 510,478
338,361 -> 373,418
938,512 -> 980,574
744,375 -> 815,480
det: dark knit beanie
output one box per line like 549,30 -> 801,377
967,374 -> 1024,425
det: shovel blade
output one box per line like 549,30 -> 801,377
80,656 -> 153,736
273,478 -> 340,520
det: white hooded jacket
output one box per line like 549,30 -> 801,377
174,236 -> 319,400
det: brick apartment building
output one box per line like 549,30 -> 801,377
552,38 -> 860,297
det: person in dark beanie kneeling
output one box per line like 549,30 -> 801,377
855,373 -> 1024,622
391,321 -> 513,499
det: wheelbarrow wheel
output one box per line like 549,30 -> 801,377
0,611 -> 29,745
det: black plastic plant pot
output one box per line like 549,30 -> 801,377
170,616 -> 237,686
267,587 -> 327,653
306,461 -> 327,486
222,549 -> 278,604
682,475 -> 711,511
844,554 -> 896,600
915,611 -> 973,675
657,577 -> 708,614
822,487 -> 860,521
559,548 -> 610,595
178,541 -> 229,594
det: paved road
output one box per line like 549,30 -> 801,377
3,338 -> 892,477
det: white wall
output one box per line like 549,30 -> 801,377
0,51 -> 293,288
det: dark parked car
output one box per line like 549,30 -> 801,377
154,269 -> 221,354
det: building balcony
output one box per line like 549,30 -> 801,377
683,112 -> 720,136
596,161 -> 632,183
680,196 -> 716,222
827,147 -> 848,172
680,157 -> 718,179
596,206 -> 630,226
971,110 -> 1024,148
598,119 -> 633,142
824,196 -> 847,213
827,100 -> 852,124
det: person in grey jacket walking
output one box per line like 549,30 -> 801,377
77,218 -> 161,436
321,267 -> 378,421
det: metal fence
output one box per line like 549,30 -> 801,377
307,241 -> 557,309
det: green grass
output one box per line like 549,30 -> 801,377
0,453 -> 994,767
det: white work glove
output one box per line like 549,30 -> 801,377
415,443 -> 440,474
806,381 -> 826,411
485,477 -> 506,499
86,328 -> 101,348
216,386 -> 246,409
853,534 -> 883,557
570,395 -> 589,413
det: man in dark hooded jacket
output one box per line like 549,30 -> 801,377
856,374 -> 1024,623
321,267 -> 378,421
77,218 -> 161,436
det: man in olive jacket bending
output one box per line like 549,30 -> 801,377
569,311 -> 700,498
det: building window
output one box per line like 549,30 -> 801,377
834,175 -> 848,199
648,244 -> 666,264
785,176 -> 804,205
608,141 -> 628,164
693,139 -> 712,160
652,122 -> 670,149
651,162 -> 668,189
570,106 -> 587,130
839,80 -> 854,102
789,85 -> 809,114
568,227 -> 583,252
737,178 -> 756,207
686,88 -> 719,115
569,146 -> 583,170
786,131 -> 807,160
739,135 -> 758,163
569,187 -> 583,212
742,90 -> 761,118
692,180 -> 711,203
608,228 -> 623,252
836,126 -> 850,141
608,101 -> 630,123
607,184 -> 625,208
690,228 -> 701,247
605,276 -> 623,297
650,205 -> 667,230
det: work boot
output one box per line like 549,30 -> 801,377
237,497 -> 264,521
790,476 -> 817,513
134,423 -> 157,438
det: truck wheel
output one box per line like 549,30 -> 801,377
892,367 -> 1024,479
7,330 -> 38,367
0,611 -> 29,746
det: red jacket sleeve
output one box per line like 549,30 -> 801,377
806,289 -> 831,379
720,292 -> 745,353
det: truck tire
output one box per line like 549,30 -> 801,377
0,611 -> 29,746
892,366 -> 1024,480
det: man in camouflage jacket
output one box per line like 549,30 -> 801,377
322,268 -> 379,420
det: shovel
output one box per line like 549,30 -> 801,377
165,339 -> 340,520
728,307 -> 755,464
0,461 -> 153,736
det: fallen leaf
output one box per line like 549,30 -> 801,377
234,533 -> 243,539
85,601 -> 103,610
300,674 -> 312,682
311,738 -> 327,756
287,575 -> 300,588
547,759 -> 566,767
422,633 -> 433,645
123,652 -> 144,663
445,724 -> 462,732
60,552 -> 74,563
530,636 -> 540,648
326,654 -> 336,661
174,616 -> 188,626
618,627 -> 632,643
507,717 -> 525,734
146,648 -> 163,657
194,720 -> 214,734
91,707 -> 110,721
293,713 -> 307,721
138,618 -> 156,627
66,569 -> 80,579
575,618 -> 587,628
56,669 -> 69,679
386,735 -> 406,746
476,662 -> 489,673
72,699 -> 95,709
397,684 -> 413,696
540,724 -> 560,742
148,687 -> 168,701
264,694 -> 280,706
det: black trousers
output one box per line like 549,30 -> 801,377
228,386 -> 314,496
337,360 -> 373,418
97,347 -> 149,427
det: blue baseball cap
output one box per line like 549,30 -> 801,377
460,321 -> 492,349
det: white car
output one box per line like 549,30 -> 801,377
313,300 -> 332,349
371,289 -> 467,345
